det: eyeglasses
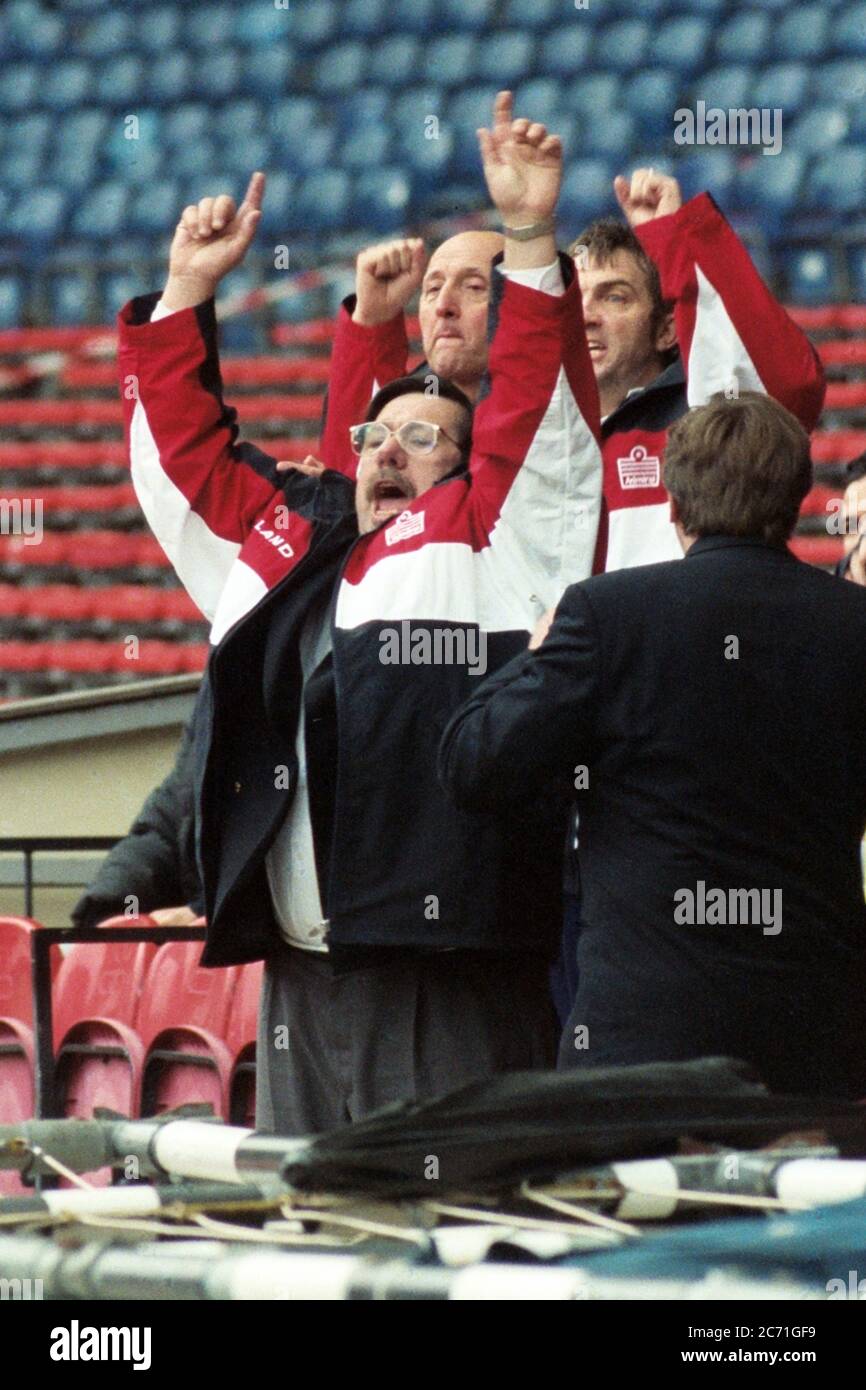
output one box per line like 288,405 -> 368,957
349,419 -> 463,457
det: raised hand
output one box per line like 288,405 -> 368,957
477,90 -> 563,227
162,171 -> 266,311
352,238 -> 426,327
614,169 -> 682,228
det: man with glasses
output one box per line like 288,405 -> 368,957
119,93 -> 602,1134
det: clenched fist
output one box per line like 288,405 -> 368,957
162,171 -> 266,312
614,168 -> 682,228
352,238 -> 426,328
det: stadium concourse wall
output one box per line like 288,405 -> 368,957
0,674 -> 198,925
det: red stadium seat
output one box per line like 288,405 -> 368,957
138,942 -> 240,1119
226,961 -> 263,1128
0,1018 -> 35,1190
0,916 -> 59,1027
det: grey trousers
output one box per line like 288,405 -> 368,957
255,942 -> 557,1135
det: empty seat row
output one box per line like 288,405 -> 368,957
0,584 -> 200,623
0,640 -> 207,673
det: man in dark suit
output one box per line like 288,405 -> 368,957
439,390 -> 866,1099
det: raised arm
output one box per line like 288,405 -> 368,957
468,92 -> 602,596
119,173 -> 287,619
617,172 -> 825,428
319,239 -> 424,478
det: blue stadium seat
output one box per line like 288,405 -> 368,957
8,187 -> 66,243
291,0 -> 339,48
338,89 -> 392,135
448,88 -> 500,177
563,74 -> 619,120
0,149 -> 41,190
596,20 -> 651,71
224,134 -> 272,178
538,24 -> 592,78
241,45 -> 293,95
314,41 -> 366,95
49,274 -> 92,327
163,104 -> 211,148
100,272 -> 141,323
215,100 -> 262,143
8,112 -> 51,160
126,181 -> 181,236
353,167 -> 413,234
753,64 -> 810,115
186,5 -> 234,48
138,7 -> 182,53
41,59 -> 91,111
173,139 -> 220,182
836,3 -> 866,56
94,55 -> 146,106
342,125 -> 390,171
234,3 -> 292,45
71,183 -> 129,241
582,110 -> 636,159
424,36 -> 479,90
476,31 -> 535,86
292,169 -> 351,232
782,246 -> 836,305
398,125 -> 454,195
812,60 -> 866,105
559,159 -> 617,228
807,146 -> 866,214
512,79 -> 565,128
270,97 -> 320,142
257,172 -> 296,237
192,49 -> 242,101
673,150 -> 738,205
369,37 -> 421,88
283,125 -> 336,177
147,53 -> 193,107
735,151 -> 804,217
787,106 -> 850,156
612,0 -> 674,14
649,17 -> 711,72
389,0 -> 436,32
624,70 -> 681,140
503,0 -> 560,27
694,65 -> 754,111
343,0 -> 390,37
714,11 -> 772,62
9,8 -> 64,58
443,0 -> 496,29
776,5 -> 831,60
675,0 -> 727,10
78,11 -> 133,56
0,276 -> 23,328
847,245 -> 866,301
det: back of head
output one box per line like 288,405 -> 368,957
663,391 -> 813,546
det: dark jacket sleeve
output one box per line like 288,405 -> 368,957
71,718 -> 200,926
437,584 -> 602,814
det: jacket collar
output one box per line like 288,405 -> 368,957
602,354 -> 685,430
685,534 -> 793,559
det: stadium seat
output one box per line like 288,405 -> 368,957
0,276 -> 23,329
336,88 -> 391,135
192,49 -> 242,102
234,3 -> 292,44
674,150 -> 738,205
343,0 -> 390,37
224,134 -> 272,179
448,87 -> 501,178
78,11 -> 133,56
476,31 -> 535,86
40,59 -> 91,111
138,6 -> 181,53
257,172 -> 296,237
186,4 -> 234,48
369,36 -> 421,88
342,125 -> 390,171
8,187 -> 66,244
71,183 -> 128,242
94,55 -> 146,106
776,4 -> 831,60
226,961 -> 263,1129
270,96 -> 320,143
163,103 -> 211,148
511,78 -> 565,129
806,147 -> 866,215
623,70 -> 681,141
423,35 -> 478,89
735,150 -> 805,219
596,19 -> 651,71
812,60 -> 866,105
787,106 -> 850,156
848,245 -> 866,302
714,11 -> 772,63
138,942 -> 238,1120
836,2 -> 866,56
782,246 -> 838,305
241,45 -> 293,95
126,181 -> 181,237
649,16 -> 711,72
695,64 -> 755,111
389,0 -> 436,32
0,64 -> 38,113
752,63 -> 810,115
291,0 -> 339,48
400,126 -> 454,196
354,167 -> 413,235
291,169 -> 351,233
48,275 -> 93,327
147,52 -> 193,106
559,159 -> 617,228
583,110 -> 636,160
443,0 -> 496,28
539,23 -> 594,80
503,0 -> 562,26
314,40 -> 366,94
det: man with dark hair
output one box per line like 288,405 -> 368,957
440,391 -> 866,1099
119,96 -> 602,1133
568,169 -> 826,573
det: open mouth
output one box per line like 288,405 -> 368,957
372,479 -> 412,520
